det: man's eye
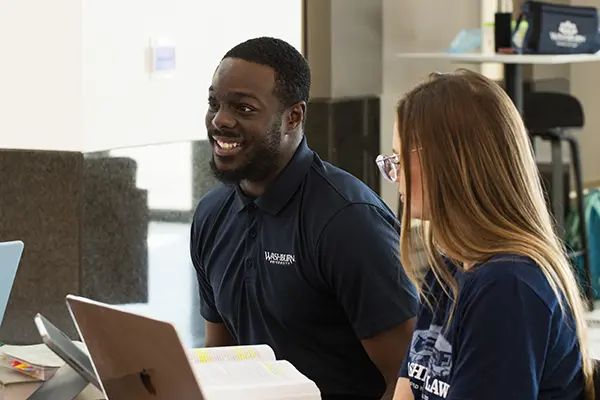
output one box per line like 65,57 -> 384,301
208,99 -> 219,112
237,104 -> 254,113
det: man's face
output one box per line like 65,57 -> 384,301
206,58 -> 285,184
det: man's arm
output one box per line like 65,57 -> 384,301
190,213 -> 235,348
317,203 -> 419,399
362,319 -> 416,399
393,337 -> 415,400
204,321 -> 234,347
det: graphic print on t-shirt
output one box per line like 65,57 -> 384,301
407,325 -> 452,399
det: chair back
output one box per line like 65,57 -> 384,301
524,92 -> 584,132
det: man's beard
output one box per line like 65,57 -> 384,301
209,120 -> 282,184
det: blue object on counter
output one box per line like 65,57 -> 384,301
445,29 -> 482,53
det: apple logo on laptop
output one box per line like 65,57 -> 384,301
139,369 -> 157,395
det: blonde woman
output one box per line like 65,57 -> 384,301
378,69 -> 594,400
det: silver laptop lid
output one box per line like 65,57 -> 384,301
65,294 -> 205,400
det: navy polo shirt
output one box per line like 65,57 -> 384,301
191,137 -> 418,399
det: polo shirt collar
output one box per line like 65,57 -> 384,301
234,136 -> 314,215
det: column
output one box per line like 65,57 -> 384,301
304,0 -> 384,197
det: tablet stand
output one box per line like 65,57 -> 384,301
27,363 -> 90,400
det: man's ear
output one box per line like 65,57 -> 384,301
286,101 -> 306,133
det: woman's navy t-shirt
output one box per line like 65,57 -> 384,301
398,254 -> 585,399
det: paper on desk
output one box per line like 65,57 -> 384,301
0,342 -> 87,368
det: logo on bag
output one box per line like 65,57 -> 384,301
549,20 -> 586,48
264,251 -> 296,266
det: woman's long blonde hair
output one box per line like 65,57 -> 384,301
396,69 -> 594,398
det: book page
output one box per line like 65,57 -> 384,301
194,360 -> 320,399
187,344 -> 276,364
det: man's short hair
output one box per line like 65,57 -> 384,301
222,37 -> 311,108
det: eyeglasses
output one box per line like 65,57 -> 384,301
376,148 -> 420,182
376,154 -> 400,182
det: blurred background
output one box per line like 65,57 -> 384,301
2,0 -> 600,350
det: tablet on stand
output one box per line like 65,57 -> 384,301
28,313 -> 103,400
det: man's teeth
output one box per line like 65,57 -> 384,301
217,141 -> 240,149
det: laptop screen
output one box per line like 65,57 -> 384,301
0,241 -> 24,326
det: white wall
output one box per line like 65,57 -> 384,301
83,0 -> 303,151
380,0 -> 482,211
81,0 -> 203,151
0,0 -> 83,151
570,0 -> 600,185
84,0 -> 303,212
330,0 -> 383,98
0,0 -> 302,152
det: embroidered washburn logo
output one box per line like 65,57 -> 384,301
264,251 -> 296,266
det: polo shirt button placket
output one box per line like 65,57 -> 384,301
245,202 -> 258,277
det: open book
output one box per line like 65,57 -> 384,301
187,344 -> 321,400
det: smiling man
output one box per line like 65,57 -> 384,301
190,37 -> 418,400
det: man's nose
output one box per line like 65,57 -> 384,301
212,108 -> 236,131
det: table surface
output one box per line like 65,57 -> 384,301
397,52 -> 600,65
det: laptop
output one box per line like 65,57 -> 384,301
0,240 -> 24,327
65,294 -> 205,400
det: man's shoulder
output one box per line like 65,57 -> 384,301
294,157 -> 399,244
304,157 -> 395,219
192,183 -> 236,224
